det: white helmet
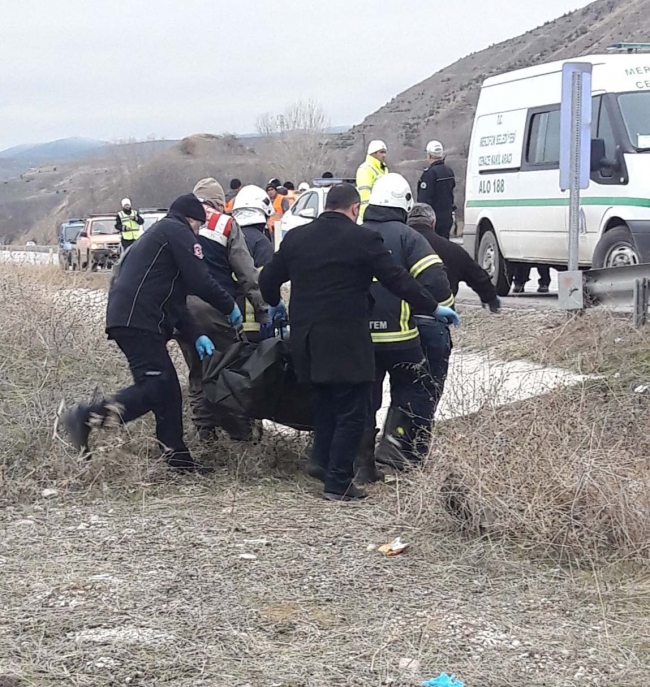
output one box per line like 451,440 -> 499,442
369,173 -> 414,213
121,197 -> 132,208
298,182 -> 310,192
232,185 -> 273,227
426,140 -> 444,158
367,139 -> 387,155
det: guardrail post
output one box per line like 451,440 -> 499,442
633,277 -> 649,327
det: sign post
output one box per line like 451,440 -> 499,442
558,62 -> 592,310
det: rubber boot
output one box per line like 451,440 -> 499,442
354,428 -> 384,485
375,406 -> 417,471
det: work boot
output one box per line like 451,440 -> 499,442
62,404 -> 92,455
375,406 -> 419,471
166,451 -> 213,475
537,284 -> 550,294
513,284 -> 525,294
354,428 -> 384,485
307,461 -> 326,483
322,483 -> 368,502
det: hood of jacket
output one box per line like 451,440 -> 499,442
193,177 -> 226,206
363,204 -> 407,224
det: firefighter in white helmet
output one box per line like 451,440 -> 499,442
355,139 -> 389,221
232,185 -> 287,340
360,173 -> 458,481
417,140 -> 456,239
115,197 -> 144,250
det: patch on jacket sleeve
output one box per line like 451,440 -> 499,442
420,181 -> 427,189
193,243 -> 204,259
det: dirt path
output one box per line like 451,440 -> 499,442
2,473 -> 647,686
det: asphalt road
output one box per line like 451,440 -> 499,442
455,267 -> 561,310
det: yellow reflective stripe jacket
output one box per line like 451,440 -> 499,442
118,211 -> 141,240
356,155 -> 388,221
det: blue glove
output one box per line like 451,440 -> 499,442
227,303 -> 243,328
269,301 -> 287,323
195,335 -> 215,361
434,305 -> 460,327
422,674 -> 464,687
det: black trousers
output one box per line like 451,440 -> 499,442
121,237 -> 136,251
513,264 -> 551,288
417,318 -> 452,415
90,328 -> 189,458
434,217 -> 453,240
370,346 -> 433,458
311,383 -> 372,491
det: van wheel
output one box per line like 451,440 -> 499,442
478,229 -> 511,296
593,226 -> 640,269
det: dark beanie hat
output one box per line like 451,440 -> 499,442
169,194 -> 207,223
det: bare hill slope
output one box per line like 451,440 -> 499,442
335,0 -> 646,197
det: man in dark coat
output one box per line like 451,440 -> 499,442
259,183 -> 441,501
63,194 -> 241,473
417,140 -> 456,239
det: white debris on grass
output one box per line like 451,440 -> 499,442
70,626 -> 174,645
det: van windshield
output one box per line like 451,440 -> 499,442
618,91 -> 650,149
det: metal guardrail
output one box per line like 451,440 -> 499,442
558,263 -> 650,326
0,245 -> 56,253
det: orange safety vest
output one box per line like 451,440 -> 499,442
225,197 -> 235,214
269,194 -> 285,231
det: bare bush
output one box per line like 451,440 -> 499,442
255,99 -> 337,182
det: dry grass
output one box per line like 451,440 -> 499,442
0,264 -> 649,685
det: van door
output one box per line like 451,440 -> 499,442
582,95 -> 624,262
518,106 -> 569,262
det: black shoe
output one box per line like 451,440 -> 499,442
197,427 -> 216,442
166,452 -> 213,475
513,284 -> 525,294
62,404 -> 92,455
307,462 -> 326,483
354,428 -> 384,485
323,483 -> 368,502
537,285 -> 550,294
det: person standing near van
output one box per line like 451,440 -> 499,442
356,140 -> 388,221
115,198 -> 145,250
417,141 -> 456,239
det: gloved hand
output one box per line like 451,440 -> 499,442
195,335 -> 215,361
269,301 -> 287,323
488,296 -> 502,313
227,303 -> 243,328
435,305 -> 460,327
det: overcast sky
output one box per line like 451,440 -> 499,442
1,0 -> 592,149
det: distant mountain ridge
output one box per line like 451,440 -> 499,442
0,137 -> 107,162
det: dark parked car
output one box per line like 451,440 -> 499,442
57,219 -> 85,270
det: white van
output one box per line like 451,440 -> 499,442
464,52 -> 650,295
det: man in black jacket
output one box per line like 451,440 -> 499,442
417,141 -> 456,239
407,203 -> 500,413
364,175 -> 458,476
63,194 -> 241,472
259,184 -> 442,501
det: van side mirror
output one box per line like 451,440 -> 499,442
590,138 -> 606,172
78,231 -> 88,238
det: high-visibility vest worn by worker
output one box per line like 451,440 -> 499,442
356,155 -> 388,221
118,210 -> 141,241
363,205 -> 454,348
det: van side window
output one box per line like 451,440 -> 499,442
526,110 -> 561,166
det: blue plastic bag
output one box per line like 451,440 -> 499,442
422,674 -> 464,687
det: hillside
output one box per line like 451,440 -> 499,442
335,0 -> 644,203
